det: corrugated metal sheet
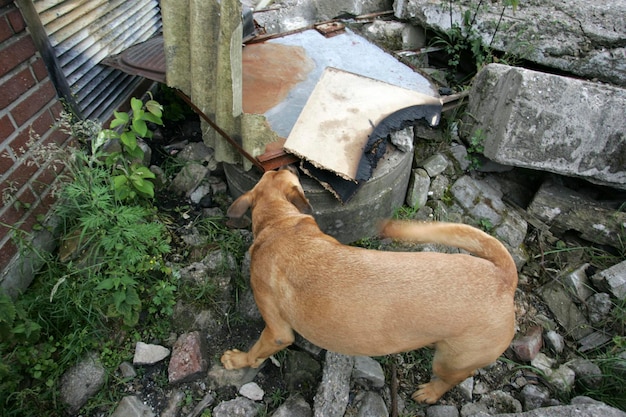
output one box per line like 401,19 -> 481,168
30,0 -> 162,121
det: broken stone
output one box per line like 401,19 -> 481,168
547,364 -> 576,394
207,363 -> 260,390
544,330 -> 565,354
355,391 -> 388,417
111,395 -> 155,417
168,331 -> 206,383
528,179 -> 626,248
133,342 -> 170,365
577,331 -> 613,353
212,397 -> 261,417
530,353 -> 555,376
118,361 -> 137,378
169,162 -> 210,197
420,153 -> 449,177
457,377 -> 474,402
352,356 -> 385,388
520,384 -> 551,411
587,292 -> 613,325
239,382 -> 264,401
538,281 -> 593,341
161,390 -> 185,417
426,404 -> 459,417
313,352 -> 354,417
271,394 -> 312,417
429,174 -> 449,200
591,260 -> 626,300
394,0 -> 626,87
561,264 -> 593,302
405,168 -> 430,208
364,19 -> 425,52
459,390 -> 522,415
462,63 -> 626,190
511,326 -> 543,362
60,352 -> 107,415
567,358 -> 603,388
389,126 -> 414,153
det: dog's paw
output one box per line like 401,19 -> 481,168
221,349 -> 248,370
411,382 -> 445,404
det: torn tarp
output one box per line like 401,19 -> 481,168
283,67 -> 442,203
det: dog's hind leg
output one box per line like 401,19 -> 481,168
411,341 -> 496,404
221,321 -> 295,370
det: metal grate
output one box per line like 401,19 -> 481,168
19,0 -> 162,121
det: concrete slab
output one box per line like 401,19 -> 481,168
463,63 -> 626,190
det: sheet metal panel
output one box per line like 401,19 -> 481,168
31,0 -> 162,120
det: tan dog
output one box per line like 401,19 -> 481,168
221,166 -> 517,404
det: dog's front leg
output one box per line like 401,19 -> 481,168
221,325 -> 295,370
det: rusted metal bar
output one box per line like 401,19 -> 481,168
175,91 -> 267,172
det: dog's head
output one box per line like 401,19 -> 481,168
227,165 -> 313,220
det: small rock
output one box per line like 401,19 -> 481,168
212,397 -> 261,417
60,352 -> 107,414
111,395 -> 155,417
538,281 -> 593,340
578,331 -> 613,352
207,363 -> 260,390
544,330 -> 565,354
161,390 -> 185,417
406,168 -> 430,208
587,292 -> 613,325
313,352 -> 354,417
547,364 -> 575,393
426,404 -> 459,417
189,183 -> 212,205
271,394 -> 312,417
133,342 -> 170,365
168,331 -> 206,383
530,352 -> 555,376
389,126 -> 414,153
567,358 -> 603,387
429,174 -> 449,200
449,144 -> 470,171
420,153 -> 449,177
592,260 -> 626,300
169,162 -> 209,197
511,326 -> 543,362
352,356 -> 385,388
520,383 -> 550,411
457,376 -> 474,401
239,382 -> 264,401
283,350 -> 322,394
355,391 -> 388,417
459,390 -> 522,415
561,263 -> 593,301
118,361 -> 136,379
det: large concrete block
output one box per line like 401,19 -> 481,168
464,64 -> 626,190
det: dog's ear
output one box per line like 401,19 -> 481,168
287,185 -> 313,215
227,192 -> 253,218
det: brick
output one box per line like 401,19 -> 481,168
8,128 -> 31,157
0,147 -> 14,175
32,57 -> 48,81
0,35 -> 36,77
0,67 -> 36,110
0,113 -> 15,139
32,162 -> 61,196
5,160 -> 38,191
0,15 -> 12,43
7,8 -> 25,33
0,240 -> 18,272
11,81 -> 57,126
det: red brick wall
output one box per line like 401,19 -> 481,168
0,1 -> 69,279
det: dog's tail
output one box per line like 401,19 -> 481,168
380,220 -> 518,291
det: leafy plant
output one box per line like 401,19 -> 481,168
466,128 -> 485,170
98,95 -> 163,201
431,0 -> 520,86
0,97 -> 175,416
